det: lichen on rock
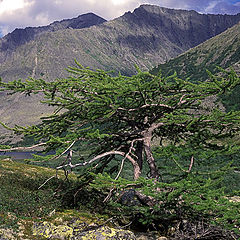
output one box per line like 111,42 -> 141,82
32,222 -> 136,240
32,221 -> 73,239
72,226 -> 136,240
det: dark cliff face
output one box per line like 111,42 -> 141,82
0,13 -> 106,62
120,5 -> 240,51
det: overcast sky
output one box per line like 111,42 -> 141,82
0,0 -> 240,37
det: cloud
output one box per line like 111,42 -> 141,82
206,1 -> 240,14
0,0 -> 239,37
0,0 -> 142,36
146,0 -> 240,14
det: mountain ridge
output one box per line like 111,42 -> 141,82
0,13 -> 106,63
151,21 -> 240,80
1,4 -> 240,82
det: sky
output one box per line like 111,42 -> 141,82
0,0 -> 240,37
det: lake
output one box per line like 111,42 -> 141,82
0,151 -> 54,160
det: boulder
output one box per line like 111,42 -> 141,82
32,221 -> 73,239
72,226 -> 136,240
32,222 -> 136,240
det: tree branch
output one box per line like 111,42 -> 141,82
56,150 -> 138,170
38,175 -> 55,189
115,103 -> 174,112
49,140 -> 76,161
115,138 -> 144,180
188,155 -> 194,173
0,142 -> 47,152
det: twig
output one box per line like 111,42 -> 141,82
103,188 -> 115,203
50,140 -> 76,161
38,175 -> 55,189
188,155 -> 194,173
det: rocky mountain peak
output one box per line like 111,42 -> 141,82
120,4 -> 240,51
0,13 -> 106,62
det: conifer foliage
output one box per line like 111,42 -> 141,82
0,63 -> 240,180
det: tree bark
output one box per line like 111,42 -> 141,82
143,131 -> 159,180
135,141 -> 143,172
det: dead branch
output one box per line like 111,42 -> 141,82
172,155 -> 194,173
188,155 -> 194,173
115,138 -> 144,180
0,142 -> 47,152
114,103 -> 174,112
49,140 -> 76,161
38,175 -> 55,189
103,188 -> 115,203
56,150 -> 138,170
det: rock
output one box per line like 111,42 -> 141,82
32,221 -> 73,239
0,228 -> 16,240
135,232 -> 168,240
72,226 -> 136,240
32,222 -> 136,240
120,189 -> 140,206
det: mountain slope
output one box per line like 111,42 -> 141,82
151,22 -> 240,80
0,13 -> 106,63
151,22 -> 240,110
1,4 -> 240,81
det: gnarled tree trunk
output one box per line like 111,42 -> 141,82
143,132 -> 159,180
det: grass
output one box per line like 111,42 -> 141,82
0,159 -> 70,227
0,157 -> 116,239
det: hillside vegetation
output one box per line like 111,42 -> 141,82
151,22 -> 240,111
152,22 -> 240,81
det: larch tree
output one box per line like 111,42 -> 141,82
1,62 -> 240,180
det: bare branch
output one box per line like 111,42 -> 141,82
103,188 -> 115,203
115,157 -> 126,180
56,150 -> 139,170
0,142 -> 47,152
188,155 -> 194,173
146,122 -> 164,134
38,175 -> 55,189
177,94 -> 187,106
172,155 -> 195,173
115,103 -> 174,112
49,140 -> 76,161
115,138 -> 144,180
